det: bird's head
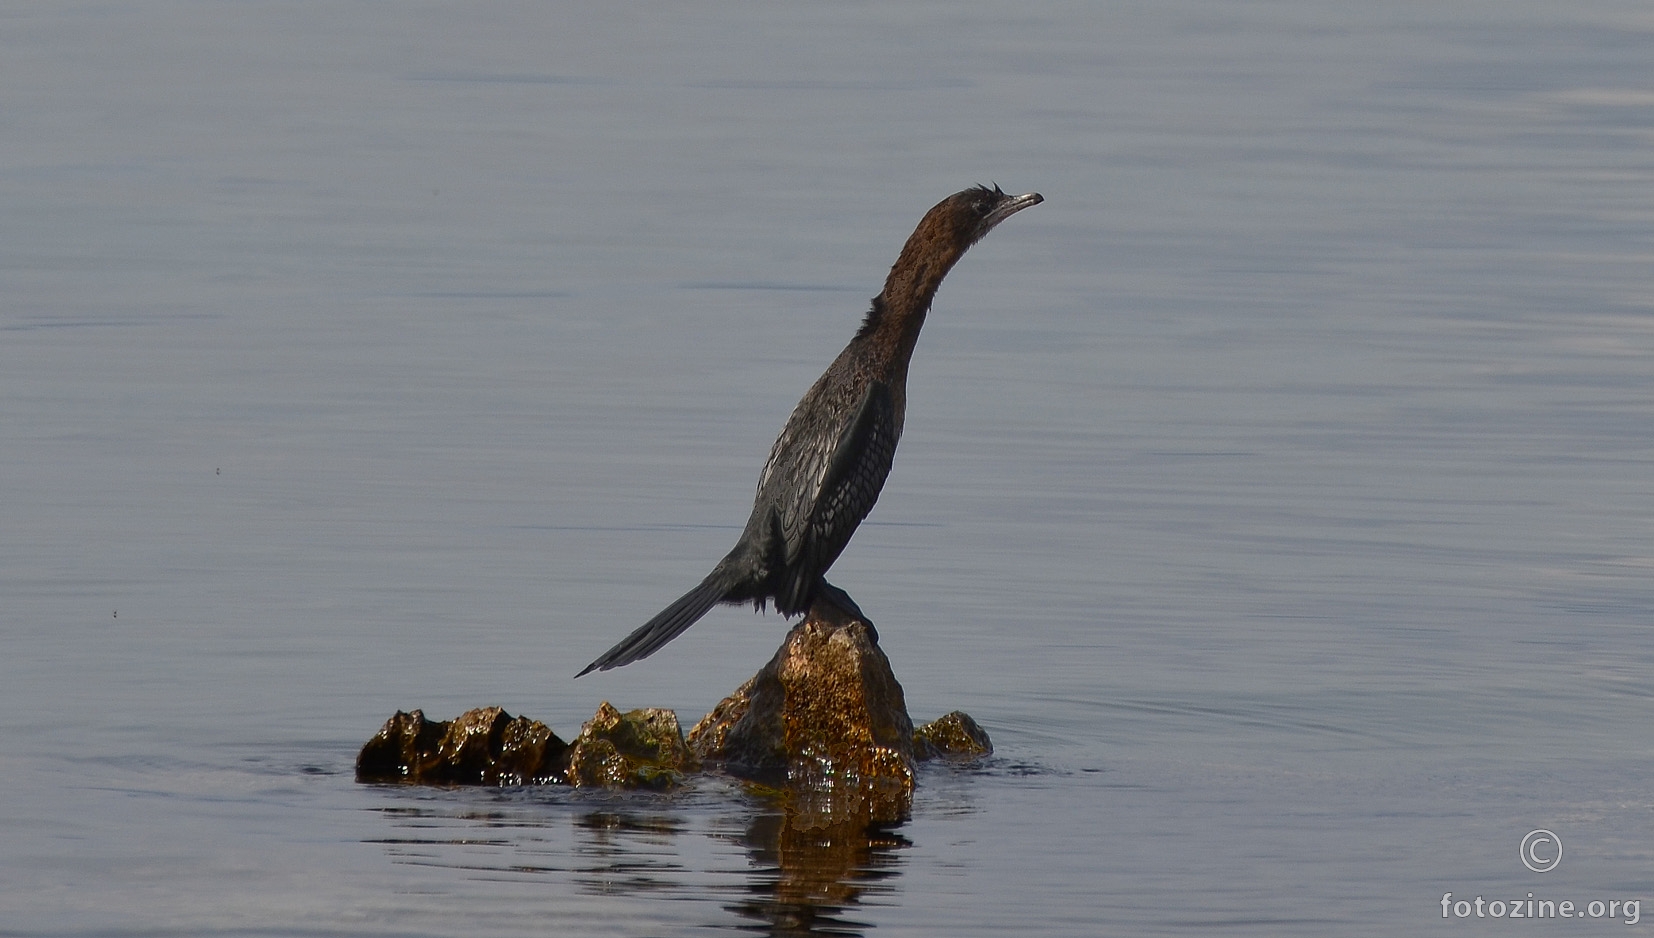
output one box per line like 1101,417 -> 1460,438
925,184 -> 1044,253
880,185 -> 1043,310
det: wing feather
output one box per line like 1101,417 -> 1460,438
752,367 -> 900,614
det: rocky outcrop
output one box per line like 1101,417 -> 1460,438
687,600 -> 918,822
355,599 -> 990,807
914,710 -> 993,760
565,702 -> 698,789
355,706 -> 568,785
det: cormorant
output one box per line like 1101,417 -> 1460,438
577,185 -> 1042,675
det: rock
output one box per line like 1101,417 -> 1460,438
355,707 -> 568,785
565,702 -> 698,790
914,710 -> 992,760
686,598 -> 916,822
354,605 -> 989,800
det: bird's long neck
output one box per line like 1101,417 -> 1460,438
857,227 -> 968,378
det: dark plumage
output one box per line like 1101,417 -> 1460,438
577,185 -> 1042,675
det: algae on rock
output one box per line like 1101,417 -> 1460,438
565,702 -> 698,790
914,710 -> 993,760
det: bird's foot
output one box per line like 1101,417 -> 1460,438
816,581 -> 878,643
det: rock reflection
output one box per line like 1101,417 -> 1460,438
722,806 -> 910,937
364,784 -> 912,935
566,797 -> 911,936
571,809 -> 694,897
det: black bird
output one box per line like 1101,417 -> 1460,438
577,185 -> 1042,675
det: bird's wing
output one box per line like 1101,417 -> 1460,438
794,379 -> 898,570
754,377 -> 898,614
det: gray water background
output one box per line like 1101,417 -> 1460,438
3,1 -> 1652,934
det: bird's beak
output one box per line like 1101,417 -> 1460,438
984,192 -> 1043,231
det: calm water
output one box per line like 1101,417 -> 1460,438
3,2 -> 1652,935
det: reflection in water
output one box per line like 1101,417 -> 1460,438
721,808 -> 910,937
365,781 -> 923,936
572,809 -> 694,897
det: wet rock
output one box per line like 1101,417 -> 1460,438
355,706 -> 568,785
687,598 -> 916,822
914,710 -> 992,760
356,605 -> 987,800
565,702 -> 698,790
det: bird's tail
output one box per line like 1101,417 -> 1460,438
575,572 -> 730,676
